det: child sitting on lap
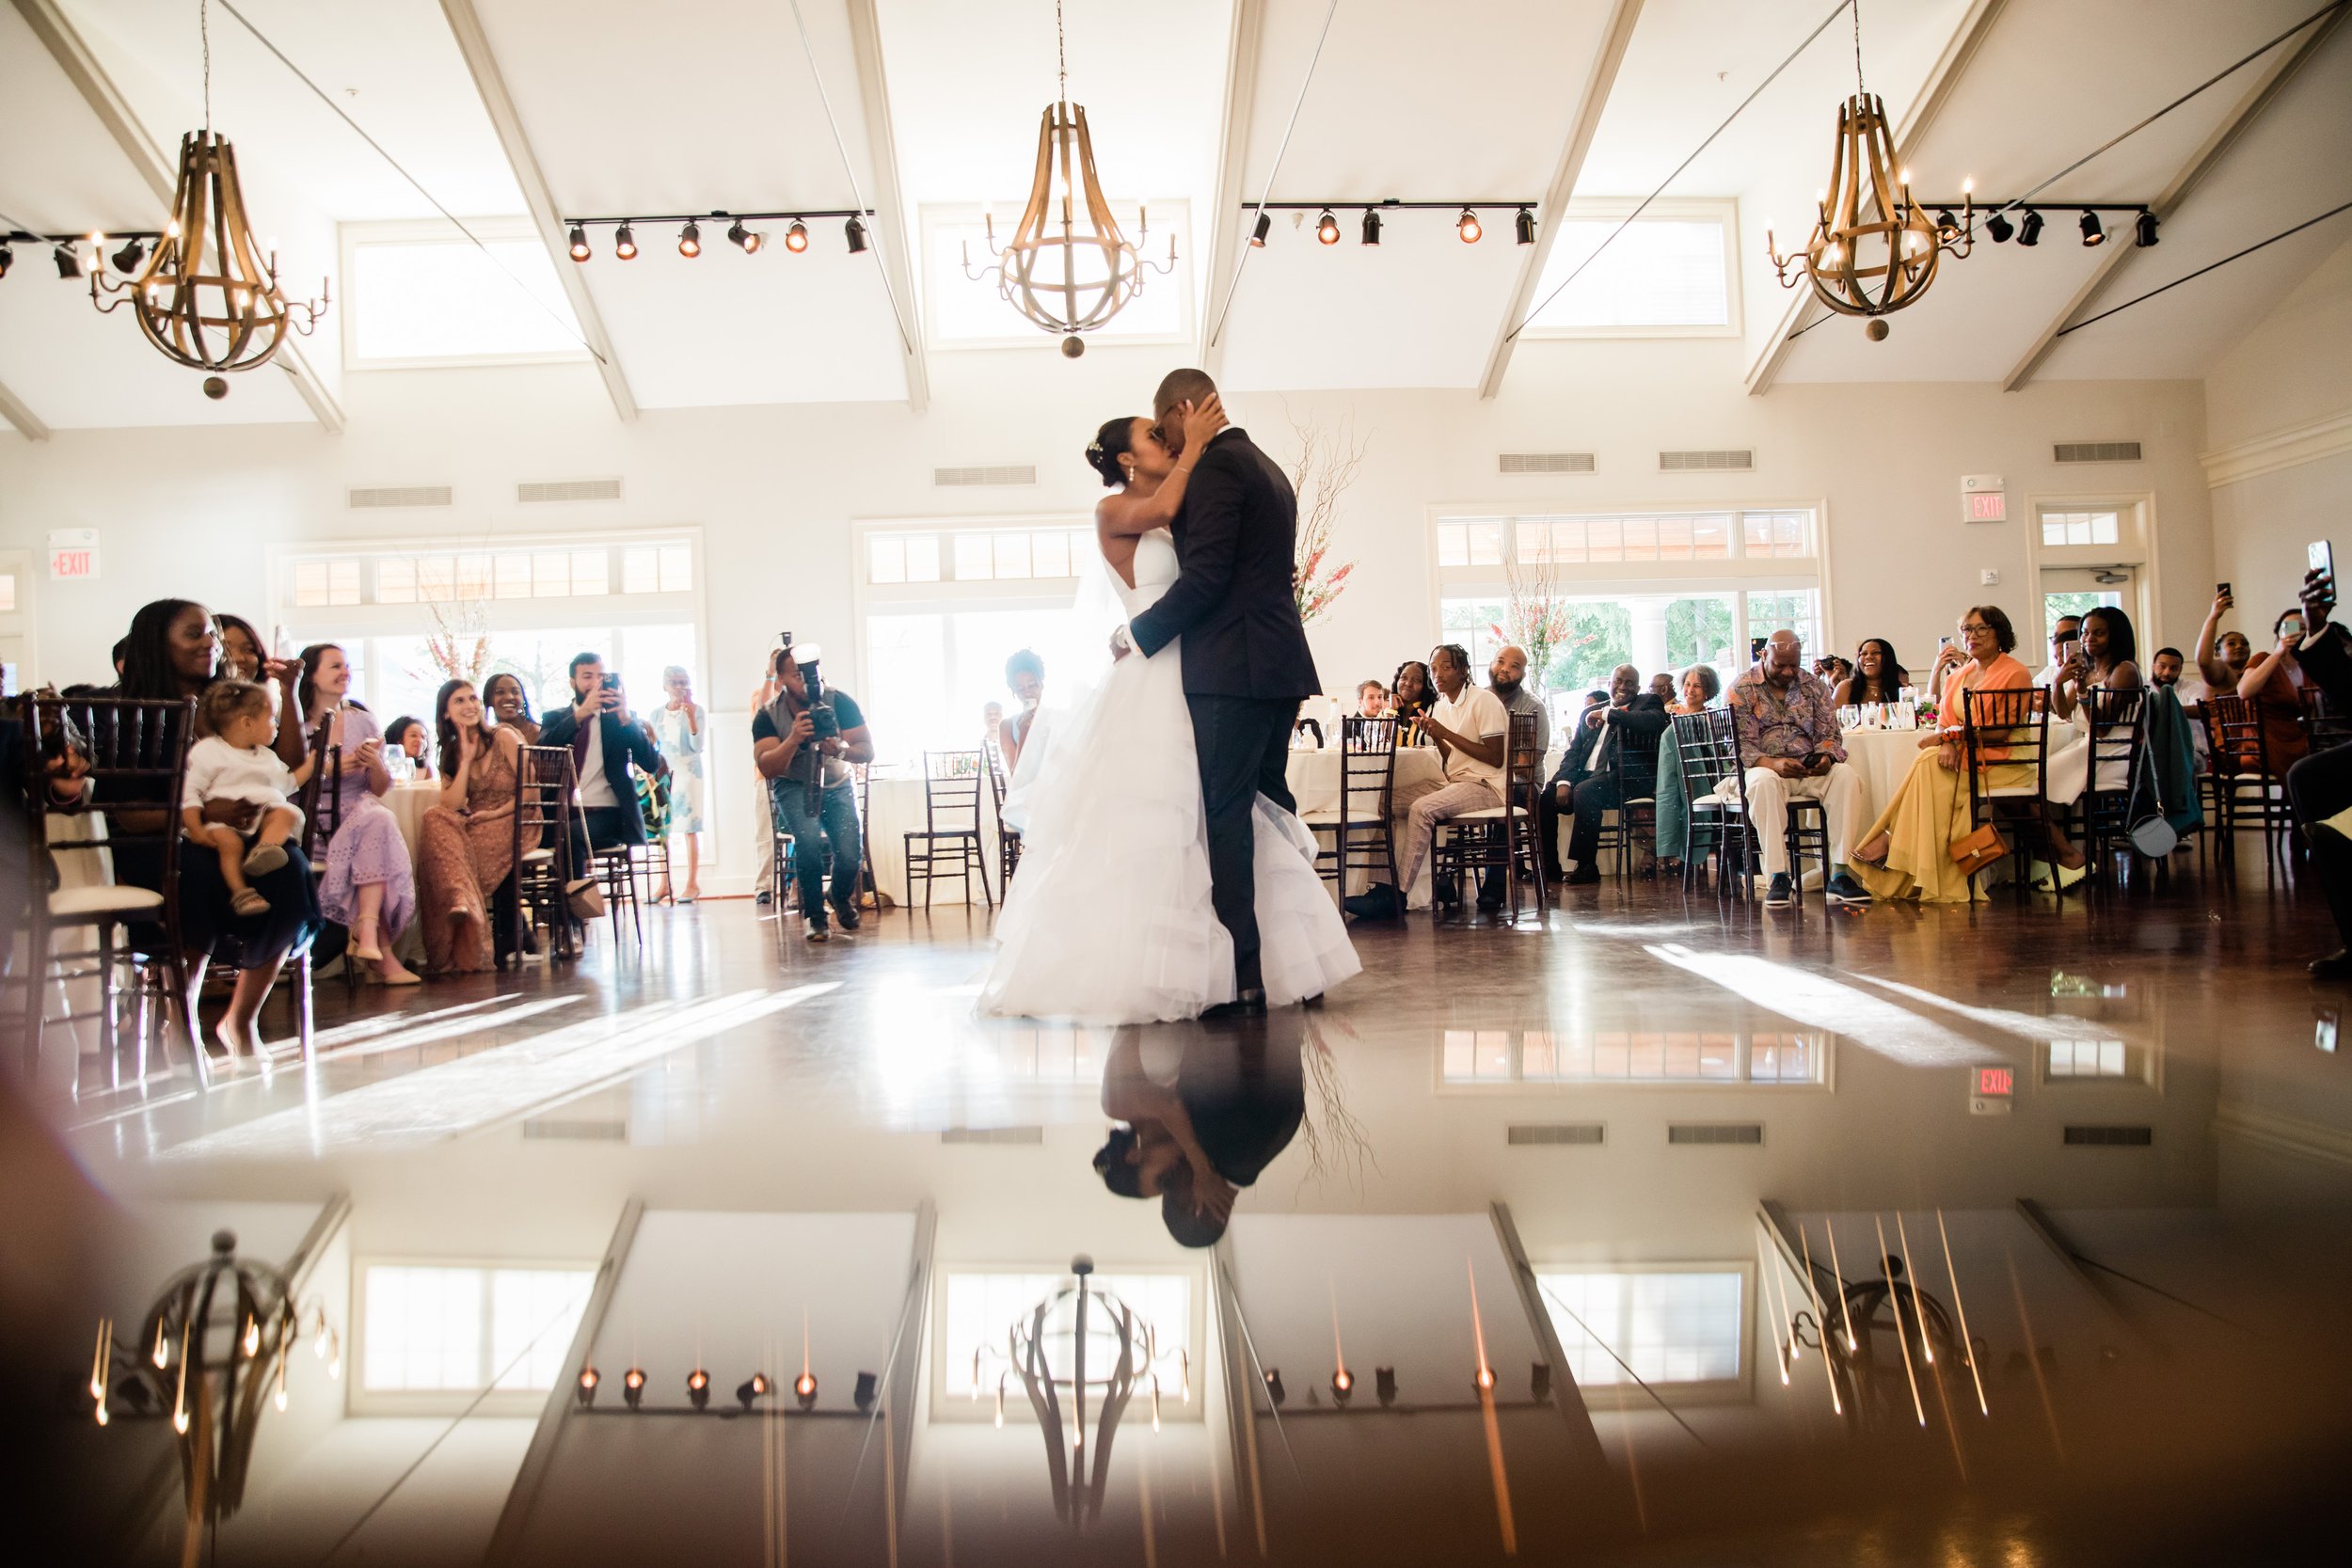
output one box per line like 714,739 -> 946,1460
183,679 -> 314,917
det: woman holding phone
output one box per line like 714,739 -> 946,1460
2236,603 -> 2313,771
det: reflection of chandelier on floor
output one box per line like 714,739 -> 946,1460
972,1257 -> 1188,1527
89,1229 -> 340,1565
961,0 -> 1173,357
1765,0 -> 1972,341
1776,1213 -> 1989,1433
87,0 -> 328,399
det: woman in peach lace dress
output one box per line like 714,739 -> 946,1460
417,678 -> 527,973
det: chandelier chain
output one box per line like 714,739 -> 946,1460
200,0 -> 212,133
1851,0 -> 1865,99
1056,0 -> 1067,102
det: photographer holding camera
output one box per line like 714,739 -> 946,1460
754,640 -> 875,942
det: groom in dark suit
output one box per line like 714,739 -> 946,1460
1114,368 -> 1319,1017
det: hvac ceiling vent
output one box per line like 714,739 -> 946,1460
2063,1124 -> 2153,1147
2053,441 -> 2142,464
1507,1122 -> 1605,1146
934,465 -> 1039,487
347,484 -> 452,510
518,478 -> 623,504
1499,451 -> 1596,475
521,1117 -> 628,1142
1659,449 -> 1754,473
1667,1121 -> 1764,1146
941,1125 -> 1045,1146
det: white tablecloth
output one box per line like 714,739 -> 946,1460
1839,726 -> 1925,826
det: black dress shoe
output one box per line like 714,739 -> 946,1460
2311,949 -> 2352,980
1343,886 -> 1402,922
1201,990 -> 1268,1021
1564,867 -> 1601,886
1433,875 -> 1459,907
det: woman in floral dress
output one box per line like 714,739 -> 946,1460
416,678 -> 528,973
652,666 -> 707,902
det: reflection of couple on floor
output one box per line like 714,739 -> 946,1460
1093,1016 -> 1305,1249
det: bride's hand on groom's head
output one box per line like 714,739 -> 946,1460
1181,393 -> 1227,455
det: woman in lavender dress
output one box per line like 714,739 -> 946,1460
299,643 -> 421,984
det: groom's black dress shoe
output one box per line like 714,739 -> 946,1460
1201,990 -> 1268,1021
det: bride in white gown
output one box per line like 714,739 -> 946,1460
980,397 -> 1360,1023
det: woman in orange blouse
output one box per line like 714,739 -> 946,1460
1851,606 -> 2034,903
2236,606 -> 2312,771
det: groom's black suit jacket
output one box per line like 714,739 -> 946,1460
1128,427 -> 1321,700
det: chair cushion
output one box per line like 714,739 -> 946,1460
519,847 -> 556,863
1450,806 -> 1518,822
50,884 -> 165,919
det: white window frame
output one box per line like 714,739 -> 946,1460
1433,1027 -> 1835,1093
1518,198 -> 1743,341
2020,491 -> 2159,656
340,217 -> 590,372
919,199 -> 1194,353
348,1256 -> 597,1416
1534,1262 -> 1755,1405
929,1262 -> 1203,1422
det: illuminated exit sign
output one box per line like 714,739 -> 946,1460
1962,474 -> 2006,524
1971,1063 -> 2015,1115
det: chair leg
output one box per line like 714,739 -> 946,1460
295,949 -> 314,1062
172,955 -> 210,1091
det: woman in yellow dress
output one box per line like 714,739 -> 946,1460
1851,606 -> 2033,903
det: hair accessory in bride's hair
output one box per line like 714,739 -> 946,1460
1086,440 -> 1105,459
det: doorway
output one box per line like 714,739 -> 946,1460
2039,564 -> 2136,666
0,549 -> 32,693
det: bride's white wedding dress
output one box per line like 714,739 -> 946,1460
979,529 -> 1360,1022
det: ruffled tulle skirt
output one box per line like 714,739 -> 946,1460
978,627 -> 1359,1023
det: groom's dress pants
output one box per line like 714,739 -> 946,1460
1187,693 -> 1301,994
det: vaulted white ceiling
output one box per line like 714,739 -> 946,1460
0,0 -> 2344,434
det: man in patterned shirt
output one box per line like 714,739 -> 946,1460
1728,630 -> 1871,908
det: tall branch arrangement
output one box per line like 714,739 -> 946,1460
1286,408 -> 1365,627
419,594 -> 490,688
1493,546 -> 1573,692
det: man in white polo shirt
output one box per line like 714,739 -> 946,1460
1343,642 -> 1508,921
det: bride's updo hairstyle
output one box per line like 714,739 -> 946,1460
1085,417 -> 1136,488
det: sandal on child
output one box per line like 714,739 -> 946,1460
230,888 -> 271,917
242,843 -> 288,877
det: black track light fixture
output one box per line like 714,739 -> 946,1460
111,235 -> 147,274
1316,208 -> 1340,245
784,218 -> 809,253
1360,209 -> 1381,246
1375,1367 -> 1397,1407
623,1367 -> 645,1409
614,223 -> 639,261
678,221 -> 702,259
2078,210 -> 2105,247
1263,1369 -> 1285,1407
54,243 -> 82,280
794,1370 -> 818,1410
2016,210 -> 2043,247
686,1367 -> 710,1410
1932,209 -> 1957,236
575,1366 -> 599,1408
1250,211 -> 1271,247
1514,207 -> 1536,245
566,224 -> 591,261
727,219 -> 763,255
1984,211 -> 2014,244
1457,207 -> 1482,245
845,215 -> 868,255
853,1371 -> 879,1413
0,243 -> 13,280
737,1372 -> 771,1412
1531,1363 -> 1552,1402
2134,210 -> 2159,247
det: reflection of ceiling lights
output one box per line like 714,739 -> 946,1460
959,1 -> 1173,356
972,1257 -> 1187,1528
90,1230 -> 337,1565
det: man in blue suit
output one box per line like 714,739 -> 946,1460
538,652 -> 663,850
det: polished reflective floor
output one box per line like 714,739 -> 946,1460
18,862 -> 2352,1566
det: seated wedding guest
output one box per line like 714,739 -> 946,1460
1489,644 -> 1549,762
1000,648 -> 1046,776
2285,565 -> 2352,977
1731,630 -> 1871,908
1539,663 -> 1665,887
181,680 -> 314,919
539,652 -> 664,851
2034,612 -> 2084,687
1344,643 -> 1507,921
1813,655 -> 1854,688
1649,672 -> 1677,705
113,598 -> 320,1055
2236,604 -> 2313,771
653,666 -> 707,904
215,613 -> 266,683
1356,679 -> 1388,719
1832,639 -> 1909,707
417,679 -> 527,974
755,643 -> 876,942
1389,658 -> 1435,731
1852,607 -> 2033,903
299,643 -> 420,985
1669,663 -> 1721,715
383,715 -> 431,771
2042,605 -> 2145,884
483,673 -> 539,745
2150,647 -> 2185,689
982,700 -> 1005,749
111,636 -> 129,679
2192,587 -> 2249,699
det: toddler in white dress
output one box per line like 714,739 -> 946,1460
183,680 -> 315,917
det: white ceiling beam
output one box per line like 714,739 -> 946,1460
2002,8 -> 2345,391
1197,0 -> 1268,377
13,0 -> 347,434
437,0 -> 636,421
1744,0 -> 2010,396
845,0 -> 928,413
0,380 -> 51,441
1477,0 -> 1645,400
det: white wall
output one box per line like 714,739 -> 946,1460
0,336 -> 2215,891
2201,236 -> 2352,625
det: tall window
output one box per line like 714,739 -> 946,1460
1435,507 -> 1821,701
857,520 -> 1093,765
1537,1270 -> 1745,1394
1440,1028 -> 1827,1086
